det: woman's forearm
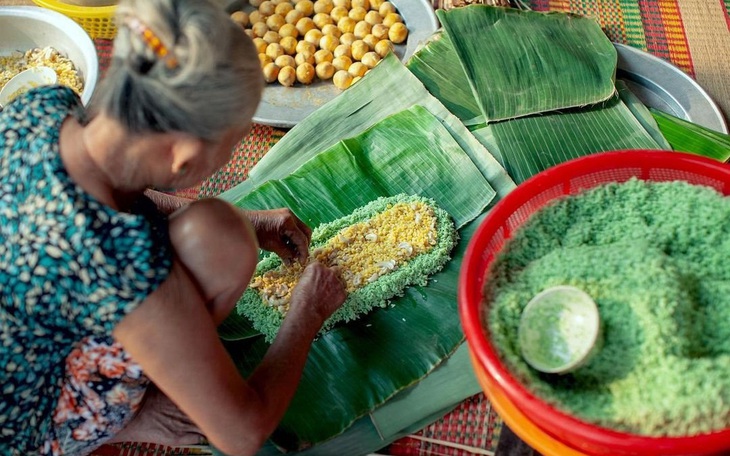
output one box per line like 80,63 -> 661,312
144,189 -> 195,216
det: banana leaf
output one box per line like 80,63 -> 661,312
218,106 -> 496,450
616,80 -> 672,150
436,6 -> 617,122
650,108 -> 730,162
234,106 -> 495,228
406,31 -> 484,127
470,93 -> 668,184
219,53 -> 516,202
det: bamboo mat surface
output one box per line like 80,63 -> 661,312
1,0 -> 728,455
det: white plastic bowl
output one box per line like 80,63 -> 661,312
0,6 -> 99,105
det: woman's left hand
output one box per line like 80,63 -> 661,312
246,208 -> 312,264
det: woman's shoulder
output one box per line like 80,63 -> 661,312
1,85 -> 84,128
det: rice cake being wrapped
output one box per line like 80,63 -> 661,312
237,194 -> 458,342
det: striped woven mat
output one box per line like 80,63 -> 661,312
35,0 -> 729,454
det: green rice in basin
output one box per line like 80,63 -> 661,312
486,178 -> 730,437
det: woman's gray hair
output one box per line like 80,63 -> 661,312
90,0 -> 263,141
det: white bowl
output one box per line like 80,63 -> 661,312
0,6 -> 99,105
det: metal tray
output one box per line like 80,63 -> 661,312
228,0 -> 439,129
615,43 -> 728,134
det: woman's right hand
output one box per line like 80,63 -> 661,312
289,261 -> 347,328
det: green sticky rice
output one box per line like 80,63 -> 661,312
237,194 -> 458,343
487,178 -> 730,437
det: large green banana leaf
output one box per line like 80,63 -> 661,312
437,6 -> 617,122
650,109 -> 730,162
405,31 -> 484,127
219,53 -> 515,202
218,106 -> 496,451
234,106 -> 495,228
471,94 -> 666,184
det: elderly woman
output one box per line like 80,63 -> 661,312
0,0 -> 347,455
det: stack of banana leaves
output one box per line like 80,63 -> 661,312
215,5 -> 730,455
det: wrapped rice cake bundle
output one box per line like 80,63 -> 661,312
237,194 -> 458,342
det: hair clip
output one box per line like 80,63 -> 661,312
124,16 -> 179,69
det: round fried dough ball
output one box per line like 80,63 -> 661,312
374,39 -> 394,57
316,61 -> 336,79
296,39 -> 317,55
333,69 -> 354,89
295,0 -> 314,16
339,32 -> 356,47
296,17 -> 316,36
361,51 -> 381,68
349,6 -> 367,22
370,0 -> 385,8
350,39 -> 369,61
353,21 -> 372,39
321,23 -> 342,38
278,65 -> 297,86
265,42 -> 285,59
230,11 -> 249,28
250,0 -> 264,7
295,51 -> 315,66
364,10 -> 382,25
330,6 -> 349,22
259,1 -> 276,16
280,36 -> 298,54
371,23 -> 388,40
338,17 -> 357,34
362,33 -> 378,49
383,12 -> 402,27
252,22 -> 269,38
314,48 -> 334,63
304,28 -> 324,45
263,30 -> 281,44
388,21 -> 407,44
352,0 -> 369,9
275,2 -> 293,16
379,1 -> 396,16
249,10 -> 263,24
285,9 -> 304,24
266,14 -> 286,32
348,61 -> 367,77
275,54 -> 296,68
313,12 -> 334,28
279,23 -> 298,38
314,0 -> 334,14
332,55 -> 352,71
296,62 -> 316,84
333,43 -> 351,58
319,34 -> 339,52
333,0 -> 350,8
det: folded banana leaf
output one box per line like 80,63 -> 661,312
219,52 -> 515,202
616,80 -> 672,150
406,31 -> 484,127
218,106 -> 496,450
471,94 -> 667,184
436,6 -> 617,122
650,109 -> 730,162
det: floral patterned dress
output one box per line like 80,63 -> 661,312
0,86 -> 173,455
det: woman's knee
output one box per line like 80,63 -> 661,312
169,199 -> 259,303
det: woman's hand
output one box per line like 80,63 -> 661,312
246,208 -> 312,264
288,261 -> 347,328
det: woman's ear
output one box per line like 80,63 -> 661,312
170,136 -> 205,176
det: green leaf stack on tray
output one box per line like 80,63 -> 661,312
214,4 -> 729,455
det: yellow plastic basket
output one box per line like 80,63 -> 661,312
31,0 -> 117,40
